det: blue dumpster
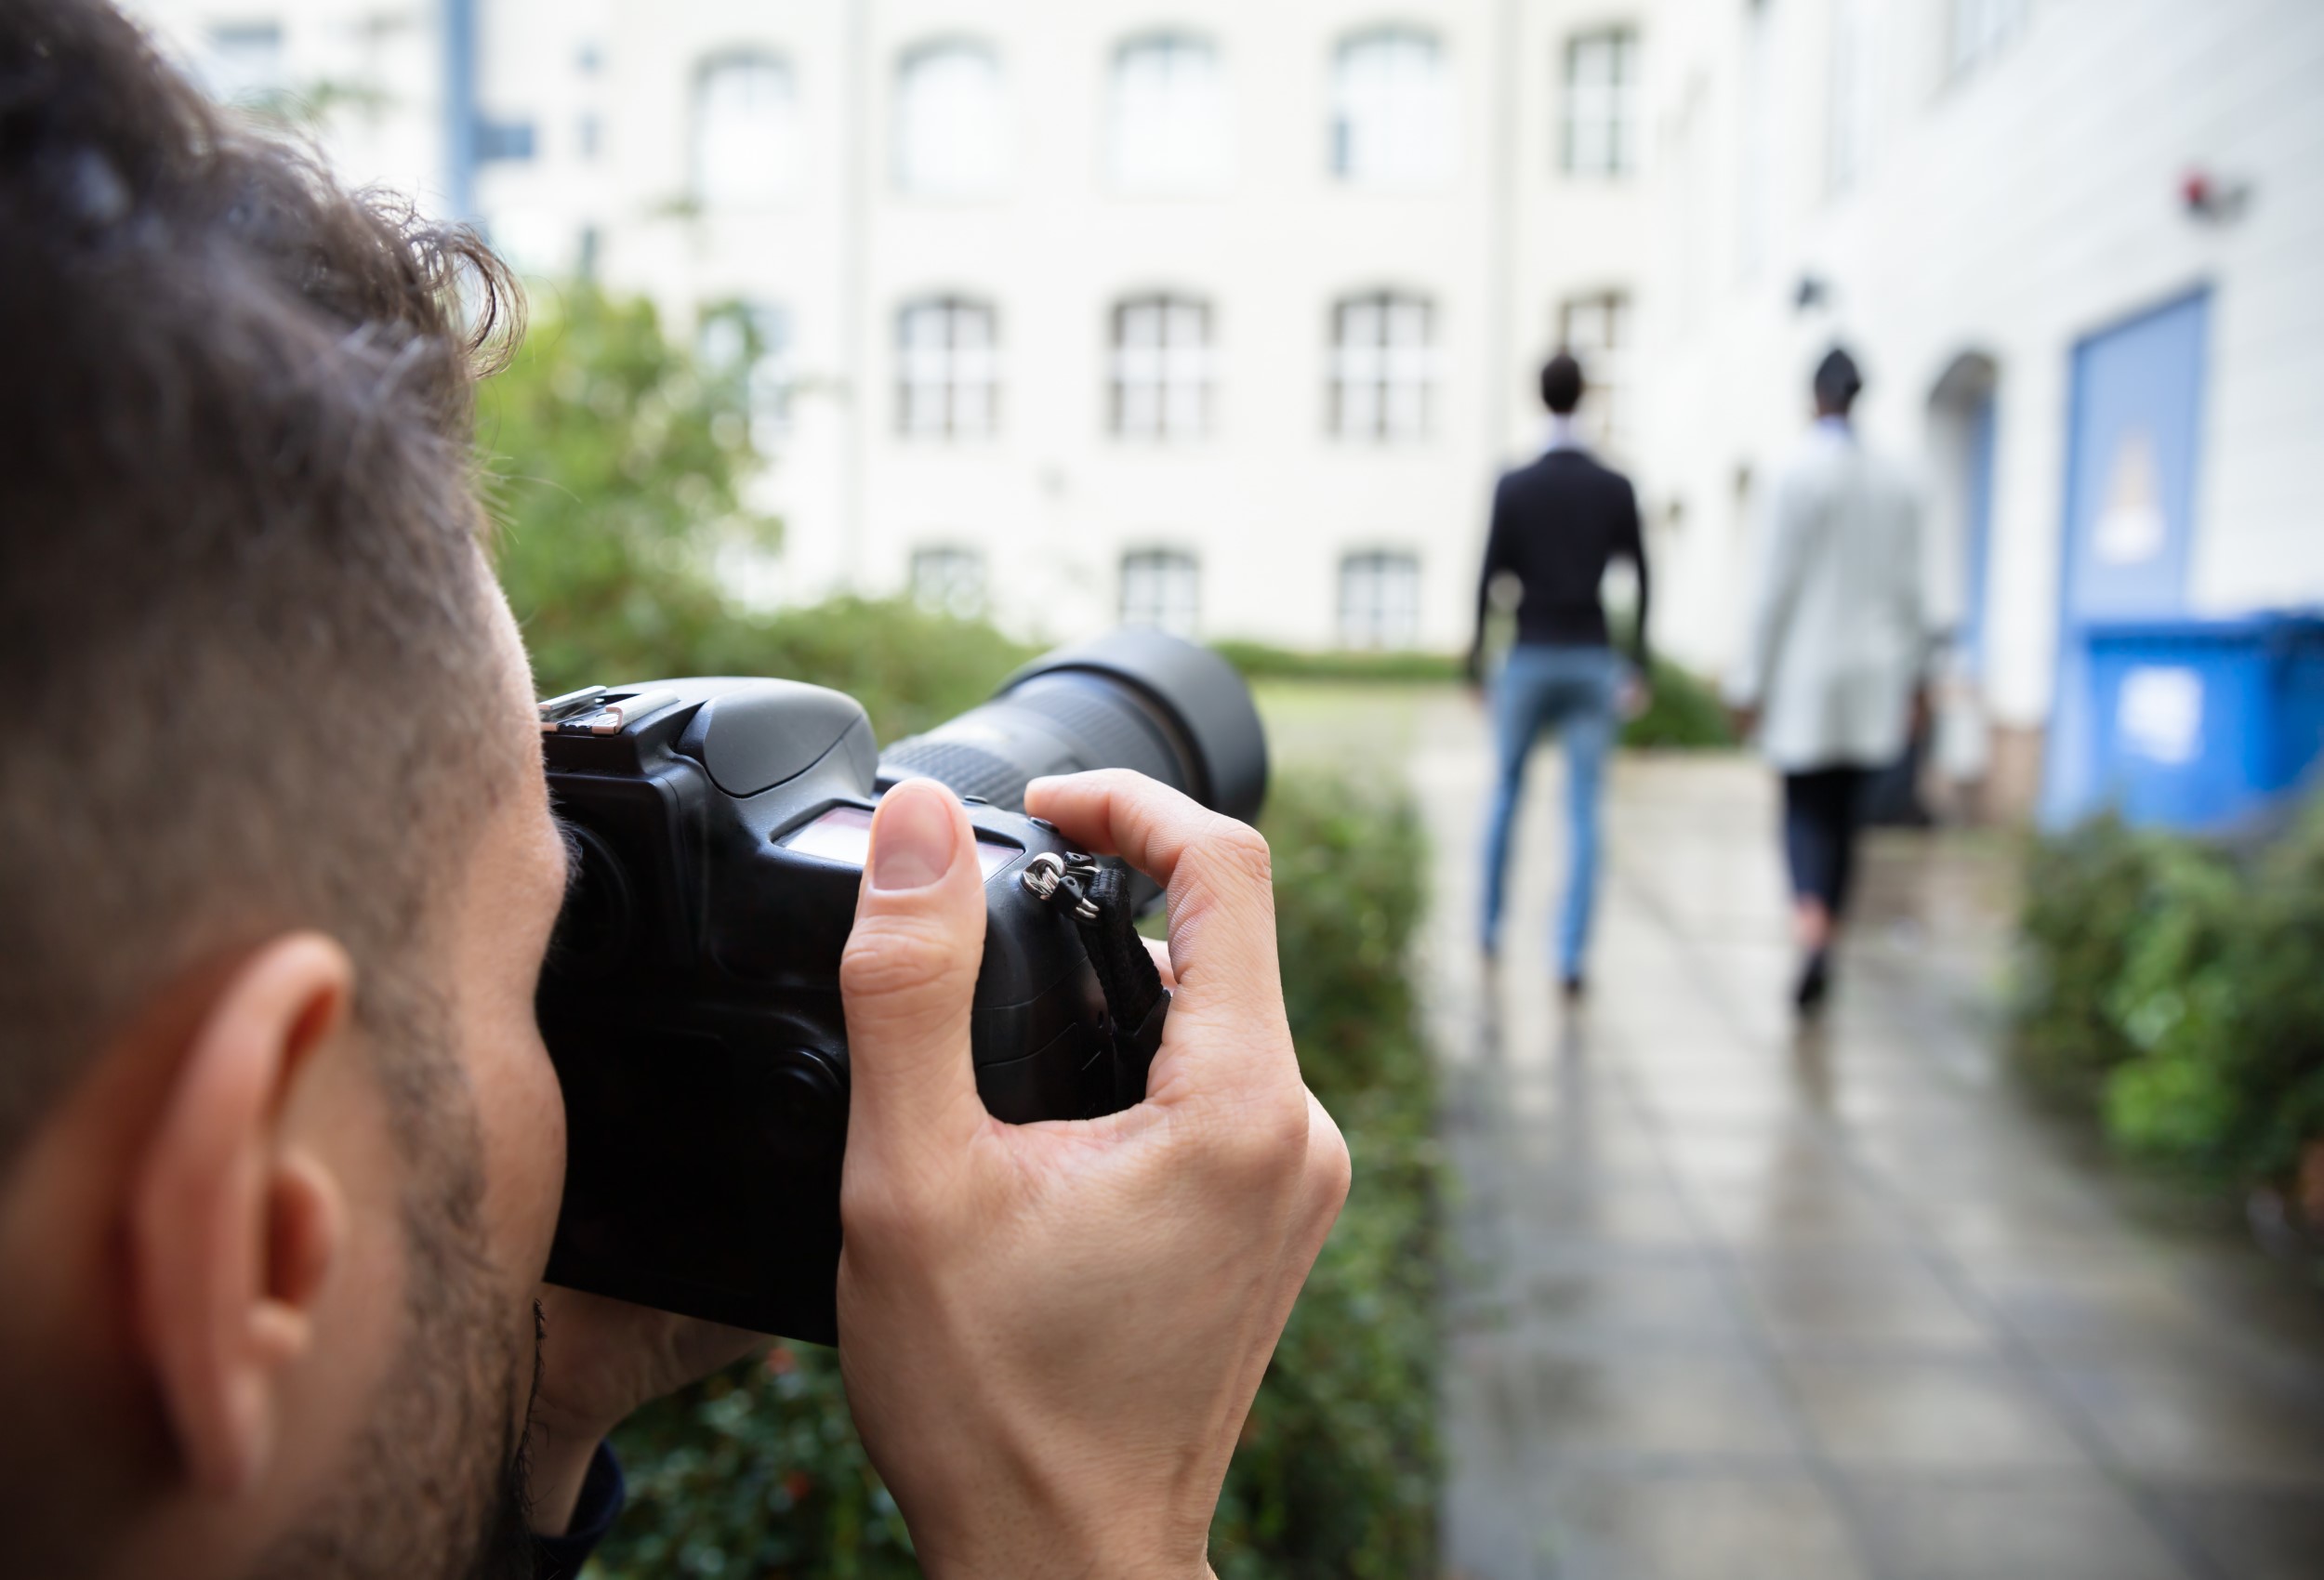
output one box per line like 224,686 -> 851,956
2079,613 -> 2324,831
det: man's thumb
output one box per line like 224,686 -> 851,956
838,780 -> 988,1156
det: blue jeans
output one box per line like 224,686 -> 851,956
1481,644 -> 1621,977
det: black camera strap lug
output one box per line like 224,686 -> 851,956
1020,853 -> 1169,1110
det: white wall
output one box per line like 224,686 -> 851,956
1636,0 -> 2324,739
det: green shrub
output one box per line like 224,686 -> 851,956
1212,640 -> 1466,685
1622,654 -> 1735,750
586,771 -> 1443,1579
2011,798 -> 2324,1194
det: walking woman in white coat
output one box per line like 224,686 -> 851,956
1725,349 -> 1933,1013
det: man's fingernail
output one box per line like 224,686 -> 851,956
870,782 -> 958,892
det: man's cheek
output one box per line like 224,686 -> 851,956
474,1022 -> 568,1280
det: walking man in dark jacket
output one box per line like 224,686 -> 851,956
1469,352 -> 1651,995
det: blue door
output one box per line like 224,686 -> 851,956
2041,288 -> 2211,826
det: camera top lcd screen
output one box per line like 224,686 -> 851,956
782,805 -> 1022,878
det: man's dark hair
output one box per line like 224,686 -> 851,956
0,0 -> 523,1166
1814,346 -> 1863,415
3,7 -> 541,1574
1539,350 -> 1585,415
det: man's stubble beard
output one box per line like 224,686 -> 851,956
249,995 -> 539,1580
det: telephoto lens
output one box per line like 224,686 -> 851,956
878,627 -> 1268,823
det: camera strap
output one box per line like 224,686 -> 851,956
1064,862 -> 1171,1110
1023,853 -> 1170,1110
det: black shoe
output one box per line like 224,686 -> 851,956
1794,948 -> 1831,1015
1560,974 -> 1587,1003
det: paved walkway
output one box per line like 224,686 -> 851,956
1267,689 -> 2324,1580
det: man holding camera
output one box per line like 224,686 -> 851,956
0,4 -> 1350,1577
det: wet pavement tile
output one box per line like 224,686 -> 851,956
1361,712 -> 2324,1578
1525,1468 -> 1871,1580
1779,1355 -> 2093,1471
1729,1249 -> 2003,1358
1842,1471 -> 2199,1580
2045,1358 -> 2324,1487
2144,1484 -> 2324,1580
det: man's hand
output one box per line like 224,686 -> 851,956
525,1286 -> 761,1534
1725,702 -> 1761,743
835,773 -> 1351,1580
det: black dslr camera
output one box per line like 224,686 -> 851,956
535,629 -> 1267,1345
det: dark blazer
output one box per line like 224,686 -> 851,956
1471,446 -> 1650,672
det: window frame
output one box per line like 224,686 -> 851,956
1557,289 -> 1630,454
700,299 -> 795,454
1338,549 -> 1422,650
1109,294 -> 1215,441
894,38 -> 1008,197
1560,27 -> 1639,178
692,51 -> 799,209
1329,27 -> 1452,189
1108,32 -> 1229,192
1329,290 -> 1437,443
895,296 -> 1000,441
910,545 -> 988,618
1118,548 -> 1202,636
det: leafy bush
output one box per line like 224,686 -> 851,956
1213,640 -> 1465,685
588,773 -> 1442,1579
1622,653 -> 1735,751
1213,639 -> 1733,750
2011,799 -> 2324,1194
482,283 -> 1030,744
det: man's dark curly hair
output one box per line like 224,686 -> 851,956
0,0 -> 528,1166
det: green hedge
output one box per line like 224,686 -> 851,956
589,771 -> 1442,1579
2010,798 -> 2324,1193
1212,641 -> 1732,751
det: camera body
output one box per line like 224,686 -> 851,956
537,631 -> 1266,1345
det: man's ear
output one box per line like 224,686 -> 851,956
128,933 -> 354,1498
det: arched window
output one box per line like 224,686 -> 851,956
1120,549 -> 1200,636
1330,28 -> 1450,187
1109,33 -> 1227,191
911,546 -> 987,617
693,53 -> 798,207
1111,295 -> 1213,441
1330,291 -> 1435,441
895,41 -> 1006,195
1558,290 -> 1630,453
1561,29 -> 1639,178
896,296 -> 998,439
1340,551 -> 1420,649
699,300 -> 792,454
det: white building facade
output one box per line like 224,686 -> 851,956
122,0 -> 2324,813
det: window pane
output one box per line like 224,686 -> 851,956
1333,29 -> 1450,187
205,22 -> 284,105
1563,29 -> 1638,177
913,547 -> 985,616
696,57 -> 798,206
1110,295 -> 1211,440
897,43 -> 1006,195
1121,550 -> 1200,635
897,299 -> 998,438
1339,551 -> 1419,648
1332,292 -> 1433,441
1111,34 -> 1228,191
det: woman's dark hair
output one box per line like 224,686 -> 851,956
1814,346 -> 1864,414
